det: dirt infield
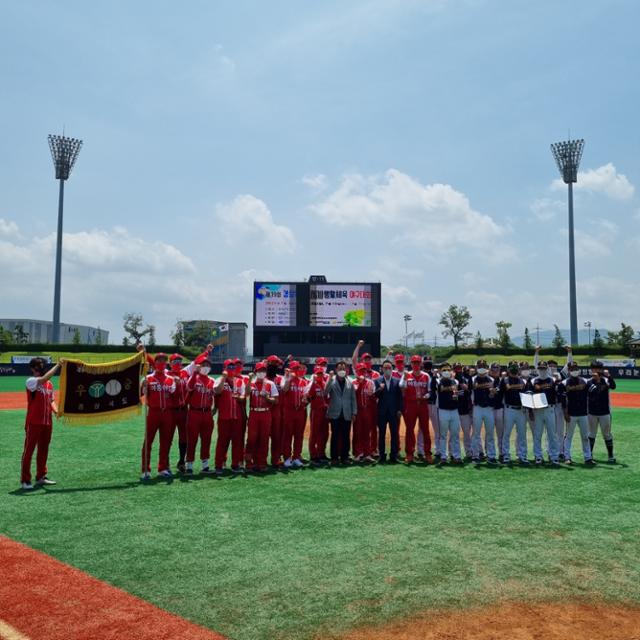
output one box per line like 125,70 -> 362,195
0,535 -> 225,640
612,392 -> 640,409
340,601 -> 640,639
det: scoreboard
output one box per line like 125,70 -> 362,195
253,278 -> 381,358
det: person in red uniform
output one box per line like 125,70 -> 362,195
282,361 -> 308,468
213,360 -> 247,475
265,354 -> 285,467
352,341 -> 380,455
184,357 -> 215,475
352,363 -> 376,463
401,355 -> 432,463
140,353 -> 177,479
245,361 -> 279,472
20,358 -> 61,490
305,365 -> 330,465
391,353 -> 406,379
352,340 -> 381,380
168,353 -> 190,473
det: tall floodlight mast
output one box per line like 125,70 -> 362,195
48,134 -> 83,343
550,137 -> 584,346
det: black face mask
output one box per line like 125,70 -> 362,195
266,364 -> 279,378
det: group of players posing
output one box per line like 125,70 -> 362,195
137,340 -> 617,479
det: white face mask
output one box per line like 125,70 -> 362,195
337,370 -> 347,378
477,368 -> 488,376
521,369 -> 531,377
383,369 -> 392,378
549,367 -> 558,375
537,369 -> 548,378
200,367 -> 211,376
256,371 -> 266,380
441,371 -> 452,379
570,370 -> 580,378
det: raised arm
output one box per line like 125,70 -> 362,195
352,340 -> 364,370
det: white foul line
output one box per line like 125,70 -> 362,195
0,619 -> 31,640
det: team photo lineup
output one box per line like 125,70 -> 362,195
20,340 -> 618,488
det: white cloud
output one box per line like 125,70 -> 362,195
0,218 -> 19,238
552,163 -> 635,200
301,173 -> 327,192
216,194 -> 297,254
310,169 -> 509,256
530,198 -> 564,222
560,219 -> 618,258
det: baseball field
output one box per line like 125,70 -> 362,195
1,376 -> 639,639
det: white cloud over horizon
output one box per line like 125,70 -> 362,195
551,163 -> 635,201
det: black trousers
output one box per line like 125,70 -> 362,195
330,415 -> 352,462
378,412 -> 399,460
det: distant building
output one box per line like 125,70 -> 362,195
182,320 -> 247,361
0,319 -> 109,345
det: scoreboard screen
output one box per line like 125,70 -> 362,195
309,284 -> 373,327
254,283 -> 297,327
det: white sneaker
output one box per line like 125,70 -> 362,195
140,472 -> 151,480
21,482 -> 34,490
283,458 -> 293,468
292,459 -> 304,468
158,469 -> 172,478
36,477 -> 57,486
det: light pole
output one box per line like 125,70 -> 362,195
551,137 -> 584,347
403,314 -> 412,349
48,134 -> 83,344
584,320 -> 592,346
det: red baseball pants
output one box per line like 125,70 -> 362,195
270,405 -> 283,465
283,408 -> 307,460
246,410 -> 271,469
21,423 -> 52,484
309,408 -> 329,459
142,408 -> 175,472
185,410 -> 214,463
215,417 -> 245,468
404,403 -> 430,458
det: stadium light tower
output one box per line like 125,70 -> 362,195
48,134 -> 83,344
550,137 -> 584,346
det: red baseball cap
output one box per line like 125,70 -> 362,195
223,359 -> 233,367
315,356 -> 328,365
169,353 -> 184,362
410,355 -> 422,363
394,354 -> 405,362
233,358 -> 243,365
266,355 -> 280,364
255,361 -> 267,371
289,360 -> 300,369
154,353 -> 168,362
360,353 -> 372,360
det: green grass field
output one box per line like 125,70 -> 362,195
1,402 -> 639,639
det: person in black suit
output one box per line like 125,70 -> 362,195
374,361 -> 404,463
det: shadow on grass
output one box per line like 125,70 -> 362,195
8,481 -> 141,496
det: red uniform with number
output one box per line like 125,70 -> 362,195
142,372 -> 177,472
169,368 -> 190,450
185,373 -> 215,464
307,375 -> 329,460
21,378 -> 55,483
282,375 -> 308,461
245,379 -> 278,469
403,371 -> 431,458
214,375 -> 246,469
352,376 -> 376,457
267,374 -> 284,465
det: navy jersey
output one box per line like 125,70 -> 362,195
454,373 -> 472,415
472,374 -> 497,407
500,376 -> 529,407
531,376 -> 559,405
436,378 -> 459,411
428,374 -> 438,405
587,375 -> 616,416
562,376 -> 589,416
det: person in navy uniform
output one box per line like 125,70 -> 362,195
500,361 -> 530,464
374,361 -> 404,463
416,358 -> 438,461
435,363 -> 463,465
471,360 -> 500,465
561,362 -> 596,465
454,363 -> 473,461
587,360 -> 617,463
530,364 -> 561,466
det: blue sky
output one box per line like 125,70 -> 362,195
1,0 -> 639,347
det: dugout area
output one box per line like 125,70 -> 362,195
1,382 -> 640,639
